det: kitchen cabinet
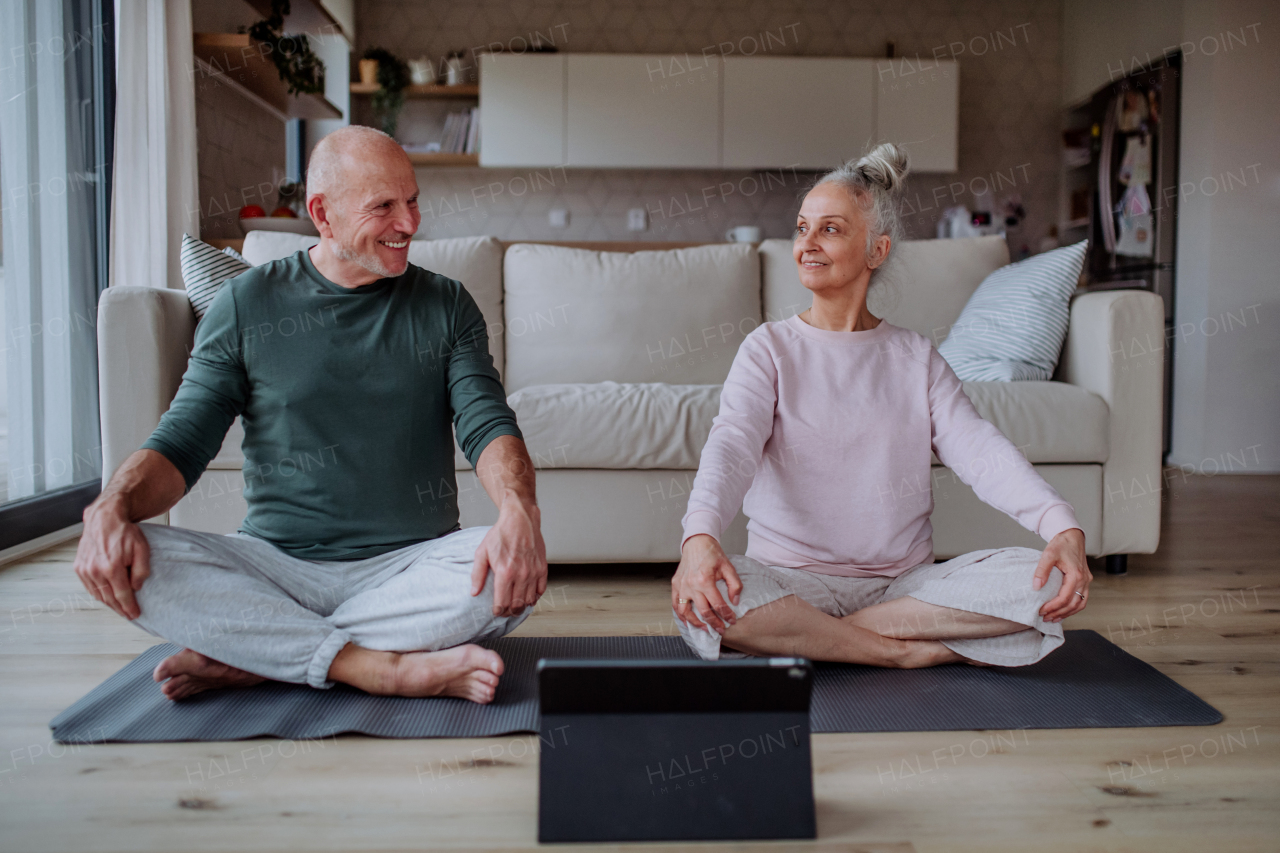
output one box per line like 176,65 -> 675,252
566,54 -> 721,168
723,57 -> 875,170
874,58 -> 959,172
476,53 -> 959,171
478,53 -> 566,167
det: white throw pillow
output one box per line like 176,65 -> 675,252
937,240 -> 1088,381
179,234 -> 251,319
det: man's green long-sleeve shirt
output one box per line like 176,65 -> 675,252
142,250 -> 521,560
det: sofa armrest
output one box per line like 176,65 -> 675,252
1059,289 -> 1165,555
97,287 -> 195,488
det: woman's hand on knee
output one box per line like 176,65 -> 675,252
1034,528 -> 1091,623
671,535 -> 742,634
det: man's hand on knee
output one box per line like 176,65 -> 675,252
470,491 -> 548,617
74,496 -> 151,620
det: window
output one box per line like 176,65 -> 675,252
0,0 -> 114,549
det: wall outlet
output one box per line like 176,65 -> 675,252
627,208 -> 648,231
549,208 -> 569,228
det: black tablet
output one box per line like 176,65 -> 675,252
537,657 -> 816,843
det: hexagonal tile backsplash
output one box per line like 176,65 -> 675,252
354,0 -> 1063,254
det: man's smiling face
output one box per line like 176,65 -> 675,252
325,153 -> 422,279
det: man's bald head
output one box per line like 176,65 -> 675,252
306,125 -> 412,210
304,125 -> 421,283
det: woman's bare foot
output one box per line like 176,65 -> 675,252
896,639 -> 968,668
153,649 -> 267,701
330,643 -> 504,704
905,642 -> 995,668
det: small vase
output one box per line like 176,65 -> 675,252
359,58 -> 379,86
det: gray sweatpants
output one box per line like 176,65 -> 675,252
133,523 -> 530,689
676,547 -> 1066,666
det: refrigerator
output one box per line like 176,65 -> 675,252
1077,51 -> 1180,454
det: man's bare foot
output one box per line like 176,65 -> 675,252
330,643 -> 504,704
153,649 -> 267,701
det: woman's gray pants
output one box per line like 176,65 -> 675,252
132,523 -> 530,689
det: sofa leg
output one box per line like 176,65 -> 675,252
1105,554 -> 1128,575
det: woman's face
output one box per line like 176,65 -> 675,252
792,183 -> 887,295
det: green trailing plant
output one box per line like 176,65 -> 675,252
244,0 -> 326,96
362,47 -> 410,137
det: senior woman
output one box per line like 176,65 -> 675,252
672,143 -> 1091,668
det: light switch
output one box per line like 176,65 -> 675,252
627,208 -> 648,231
549,208 -> 569,228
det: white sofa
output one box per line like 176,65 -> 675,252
97,233 -> 1165,568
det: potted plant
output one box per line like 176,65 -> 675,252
361,47 -> 410,137
245,0 -> 325,96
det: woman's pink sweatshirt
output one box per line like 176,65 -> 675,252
681,315 -> 1081,578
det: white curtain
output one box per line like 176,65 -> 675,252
109,0 -> 197,290
0,0 -> 105,500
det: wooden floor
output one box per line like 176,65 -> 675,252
1,473 -> 1277,853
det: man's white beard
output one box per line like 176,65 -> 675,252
332,237 -> 404,279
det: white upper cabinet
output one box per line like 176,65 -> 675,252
479,53 -> 566,167
476,54 -> 959,172
723,57 -> 875,170
566,54 -> 721,168
874,59 -> 959,172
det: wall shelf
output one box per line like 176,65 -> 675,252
244,0 -> 350,42
351,83 -> 479,98
406,152 -> 479,166
193,33 -> 341,120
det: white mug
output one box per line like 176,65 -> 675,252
725,225 -> 762,243
408,57 -> 434,86
444,54 -> 466,85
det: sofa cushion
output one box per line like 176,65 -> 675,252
946,381 -> 1108,465
240,230 -> 318,265
406,237 -> 506,381
760,235 -> 1010,343
446,379 -> 1107,473
502,243 -> 761,391
509,382 -> 721,470
239,233 -> 506,381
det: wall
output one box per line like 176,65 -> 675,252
353,0 -> 1065,254
193,76 -> 289,239
304,26 -> 352,169
191,0 -> 289,239
1169,0 -> 1278,473
1062,0 -> 1279,472
1061,0 -> 1185,105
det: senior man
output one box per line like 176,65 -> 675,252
74,126 -> 545,703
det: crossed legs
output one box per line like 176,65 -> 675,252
680,550 -> 1064,667
135,525 -> 521,702
719,593 -> 1027,668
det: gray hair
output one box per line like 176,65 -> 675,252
805,142 -> 910,276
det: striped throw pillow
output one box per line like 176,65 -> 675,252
180,233 -> 251,320
937,240 -> 1088,381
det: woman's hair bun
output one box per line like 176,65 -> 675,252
853,142 -> 910,194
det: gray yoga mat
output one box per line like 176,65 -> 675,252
50,630 -> 1221,743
